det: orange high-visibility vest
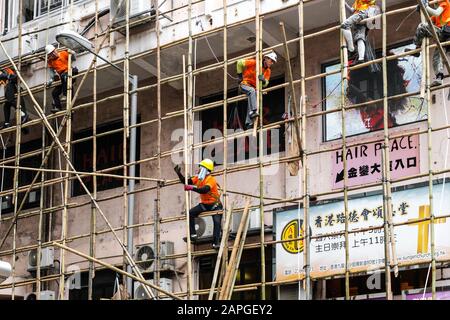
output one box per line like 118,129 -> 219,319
241,59 -> 271,88
431,0 -> 450,27
191,175 -> 221,205
48,50 -> 69,75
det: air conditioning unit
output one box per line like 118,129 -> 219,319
110,0 -> 155,28
134,241 -> 175,272
25,290 -> 56,300
232,208 -> 261,233
134,278 -> 173,300
27,247 -> 54,272
195,216 -> 214,239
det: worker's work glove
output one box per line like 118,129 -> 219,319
46,80 -> 53,88
0,72 -> 8,82
184,185 -> 194,191
258,74 -> 266,82
174,165 -> 182,175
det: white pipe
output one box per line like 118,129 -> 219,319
0,260 -> 11,282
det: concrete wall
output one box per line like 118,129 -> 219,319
1,0 -> 449,299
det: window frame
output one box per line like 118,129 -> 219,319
321,40 -> 427,143
198,76 -> 286,166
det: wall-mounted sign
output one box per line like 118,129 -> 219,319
332,133 -> 420,189
275,183 -> 450,282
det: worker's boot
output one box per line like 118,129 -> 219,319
51,104 -> 61,113
21,113 -> 29,124
431,73 -> 444,86
1,122 -> 10,129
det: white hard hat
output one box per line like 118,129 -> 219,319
45,44 -> 56,55
264,51 -> 277,63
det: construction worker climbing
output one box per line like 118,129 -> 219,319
341,0 -> 378,64
0,67 -> 29,130
407,0 -> 450,86
174,159 -> 223,249
237,51 -> 277,130
45,44 -> 78,113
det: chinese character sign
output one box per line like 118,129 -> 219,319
332,134 -> 420,189
275,183 -> 450,282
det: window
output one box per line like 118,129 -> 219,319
72,119 -> 141,197
322,43 -> 427,141
3,0 -> 81,33
199,77 -> 286,165
0,139 -> 42,214
69,269 -> 117,300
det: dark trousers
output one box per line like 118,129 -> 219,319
52,72 -> 68,109
190,203 -> 223,245
3,79 -> 27,123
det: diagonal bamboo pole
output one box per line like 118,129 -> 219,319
280,22 -> 303,159
208,204 -> 234,300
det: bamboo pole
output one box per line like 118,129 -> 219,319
88,0 -> 99,300
298,0 -> 311,300
219,0 -> 230,300
155,0 -> 163,300
339,0 -> 351,300
424,25 -> 438,301
219,200 -> 251,299
182,53 -> 193,299
208,205 -> 234,300
10,0 -> 24,300
186,0 -> 195,300
255,1 -> 267,300
280,22 -> 303,159
381,0 -> 394,300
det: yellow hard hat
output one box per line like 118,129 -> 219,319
199,159 -> 214,172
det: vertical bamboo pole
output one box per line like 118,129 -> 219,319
298,0 -> 311,299
425,34 -> 437,301
186,0 -> 194,300
155,0 -> 162,300
37,0 -> 52,296
381,144 -> 393,300
255,0 -> 266,300
222,0 -> 229,275
10,0 -> 24,301
122,0 -> 130,293
88,0 -> 99,300
381,0 -> 394,300
182,54 -> 193,300
58,49 -> 73,301
339,0 -> 351,300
